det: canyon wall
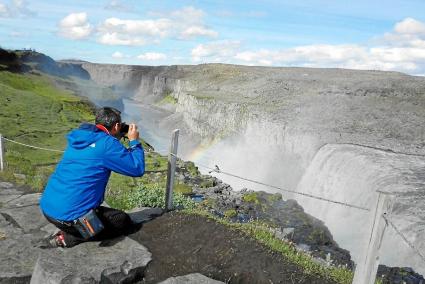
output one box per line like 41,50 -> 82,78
78,62 -> 425,273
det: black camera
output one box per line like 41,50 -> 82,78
120,122 -> 129,137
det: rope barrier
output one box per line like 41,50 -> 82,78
170,153 -> 370,212
1,136 -> 371,211
2,136 -> 152,154
382,214 -> 425,265
3,137 -> 65,153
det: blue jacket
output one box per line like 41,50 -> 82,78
40,123 -> 145,221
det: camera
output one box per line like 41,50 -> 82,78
120,122 -> 129,137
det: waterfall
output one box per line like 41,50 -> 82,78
296,144 -> 425,275
122,98 -> 425,275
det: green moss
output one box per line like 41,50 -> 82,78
242,192 -> 260,204
268,193 -> 283,202
174,183 -> 193,195
224,209 -> 237,218
158,94 -> 177,105
200,179 -> 214,188
185,161 -> 200,177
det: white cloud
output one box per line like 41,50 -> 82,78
112,51 -> 124,58
97,18 -> 171,46
0,0 -> 34,17
181,26 -> 218,39
58,12 -> 92,40
169,6 -> 206,25
394,18 -> 425,36
137,52 -> 167,61
192,17 -> 425,75
105,0 -> 132,12
97,6 -> 217,46
192,40 -> 240,62
0,3 -> 10,17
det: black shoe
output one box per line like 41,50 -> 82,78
38,231 -> 67,249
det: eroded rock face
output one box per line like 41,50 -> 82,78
0,182 -> 152,284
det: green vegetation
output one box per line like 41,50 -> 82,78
0,69 -> 171,194
184,161 -> 199,177
174,183 -> 193,195
0,71 -> 94,190
268,192 -> 283,202
223,209 -> 237,218
106,181 -> 195,210
183,208 -> 355,284
157,93 -> 177,105
242,192 -> 260,204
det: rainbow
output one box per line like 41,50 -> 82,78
186,138 -> 222,162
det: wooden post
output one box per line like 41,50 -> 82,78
0,134 -> 4,172
353,191 -> 393,284
165,129 -> 179,212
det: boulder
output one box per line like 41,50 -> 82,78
159,273 -> 224,284
0,182 -> 153,283
30,238 -> 151,283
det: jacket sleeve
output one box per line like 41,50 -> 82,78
103,138 -> 145,177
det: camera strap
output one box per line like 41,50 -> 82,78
95,124 -> 110,135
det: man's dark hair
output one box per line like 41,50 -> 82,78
95,107 -> 122,130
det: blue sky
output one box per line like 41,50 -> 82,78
1,0 -> 425,74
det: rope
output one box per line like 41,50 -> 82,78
3,136 -> 152,154
3,137 -> 65,153
170,153 -> 370,212
383,214 -> 425,265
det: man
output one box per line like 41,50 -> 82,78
40,107 -> 145,248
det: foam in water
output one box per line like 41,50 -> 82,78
296,144 -> 425,275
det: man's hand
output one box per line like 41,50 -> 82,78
127,123 -> 139,141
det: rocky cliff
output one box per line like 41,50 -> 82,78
77,62 -> 425,275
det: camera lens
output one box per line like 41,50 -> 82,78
120,122 -> 129,134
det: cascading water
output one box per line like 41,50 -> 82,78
123,97 -> 425,276
296,144 -> 425,275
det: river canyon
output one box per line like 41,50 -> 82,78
71,62 -> 425,275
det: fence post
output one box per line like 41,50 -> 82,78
353,191 -> 393,284
0,134 -> 4,172
165,129 -> 179,212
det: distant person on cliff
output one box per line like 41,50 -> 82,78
39,107 -> 145,248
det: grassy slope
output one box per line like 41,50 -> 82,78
0,70 -> 169,192
0,71 -> 94,189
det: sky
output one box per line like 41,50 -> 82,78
1,0 -> 425,75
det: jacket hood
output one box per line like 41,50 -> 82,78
67,123 -> 107,149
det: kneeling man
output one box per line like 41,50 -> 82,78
40,107 -> 145,247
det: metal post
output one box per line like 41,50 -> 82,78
0,134 -> 4,172
353,192 -> 393,284
165,129 -> 179,212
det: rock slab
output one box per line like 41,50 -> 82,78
159,273 -> 224,284
0,181 -> 153,284
30,238 -> 151,283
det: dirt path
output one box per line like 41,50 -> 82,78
131,212 -> 335,284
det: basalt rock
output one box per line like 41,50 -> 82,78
0,181 -> 153,284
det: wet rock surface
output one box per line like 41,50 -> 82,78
377,265 -> 425,284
